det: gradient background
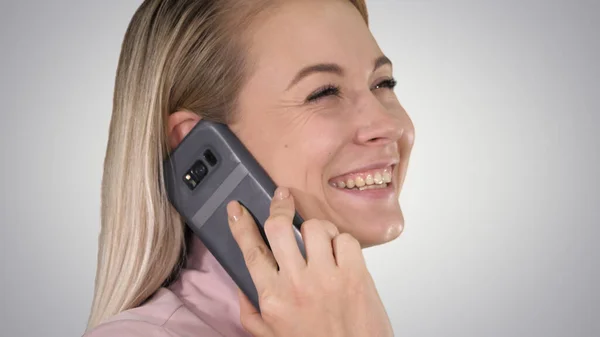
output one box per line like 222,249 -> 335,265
1,1 -> 598,337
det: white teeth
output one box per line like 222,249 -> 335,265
355,176 -> 365,187
382,171 -> 392,183
332,168 -> 393,191
374,172 -> 383,184
346,179 -> 355,188
358,183 -> 388,191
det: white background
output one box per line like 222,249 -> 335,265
1,1 -> 598,336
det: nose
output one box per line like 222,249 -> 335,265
353,95 -> 414,147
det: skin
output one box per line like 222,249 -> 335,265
169,0 -> 415,248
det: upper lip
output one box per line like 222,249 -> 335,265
329,158 -> 400,180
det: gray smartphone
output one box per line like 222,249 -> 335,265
162,120 -> 306,311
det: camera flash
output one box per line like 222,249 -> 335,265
185,174 -> 192,181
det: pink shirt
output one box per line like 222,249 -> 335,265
84,236 -> 253,337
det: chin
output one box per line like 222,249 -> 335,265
348,213 -> 405,248
291,186 -> 406,248
326,194 -> 406,248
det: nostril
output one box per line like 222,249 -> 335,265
366,137 -> 391,145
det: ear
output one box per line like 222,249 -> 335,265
168,110 -> 201,150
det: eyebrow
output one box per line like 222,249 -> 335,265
286,55 -> 393,91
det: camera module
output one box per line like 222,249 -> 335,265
183,160 -> 208,190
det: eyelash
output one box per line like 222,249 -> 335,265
305,78 -> 397,103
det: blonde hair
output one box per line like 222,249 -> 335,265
87,0 -> 369,330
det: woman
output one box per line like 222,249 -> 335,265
85,0 -> 415,336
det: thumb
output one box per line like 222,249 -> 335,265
237,288 -> 273,337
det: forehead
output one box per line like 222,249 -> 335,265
246,0 -> 382,78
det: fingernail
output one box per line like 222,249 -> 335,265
227,200 -> 242,222
275,187 -> 290,200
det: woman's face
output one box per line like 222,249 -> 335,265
230,0 -> 415,247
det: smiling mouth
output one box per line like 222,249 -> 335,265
328,165 -> 393,191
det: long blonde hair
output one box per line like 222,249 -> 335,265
87,0 -> 369,330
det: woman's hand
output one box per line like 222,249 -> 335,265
226,187 -> 394,337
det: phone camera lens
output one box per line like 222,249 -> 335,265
192,161 -> 207,178
204,149 -> 218,166
184,160 -> 208,190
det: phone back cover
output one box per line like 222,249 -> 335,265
163,120 -> 305,311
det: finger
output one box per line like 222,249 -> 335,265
238,288 -> 274,337
301,219 -> 339,269
263,187 -> 306,272
332,233 -> 366,269
228,200 -> 278,292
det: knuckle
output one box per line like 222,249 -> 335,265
264,214 -> 288,232
301,219 -> 322,233
258,288 -> 277,307
335,233 -> 360,249
301,219 -> 339,238
269,198 -> 290,214
244,244 -> 267,266
322,220 -> 339,236
259,291 -> 285,321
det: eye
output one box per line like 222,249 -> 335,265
372,78 -> 397,91
306,84 -> 341,103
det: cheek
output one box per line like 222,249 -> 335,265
232,100 -> 348,196
274,117 -> 341,190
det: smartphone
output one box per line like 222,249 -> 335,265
162,120 -> 306,311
